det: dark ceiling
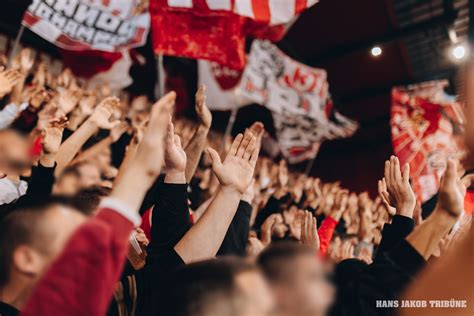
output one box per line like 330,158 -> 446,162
1,0 -> 472,195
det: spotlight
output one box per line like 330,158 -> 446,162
371,46 -> 382,57
452,44 -> 466,60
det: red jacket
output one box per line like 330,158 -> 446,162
318,216 -> 338,257
22,200 -> 139,316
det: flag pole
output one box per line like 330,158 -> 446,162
7,24 -> 26,68
304,154 -> 317,176
157,54 -> 165,97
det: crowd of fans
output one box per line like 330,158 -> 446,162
0,47 -> 472,316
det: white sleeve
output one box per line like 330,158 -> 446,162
0,102 -> 29,130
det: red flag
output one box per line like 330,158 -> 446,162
150,0 -> 318,69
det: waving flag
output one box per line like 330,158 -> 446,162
150,0 -> 319,69
22,0 -> 150,52
391,81 -> 465,202
238,40 -> 357,163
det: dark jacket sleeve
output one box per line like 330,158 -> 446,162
217,200 -> 252,257
146,182 -> 191,263
138,174 -> 165,215
16,163 -> 55,205
331,240 -> 425,316
375,215 -> 414,262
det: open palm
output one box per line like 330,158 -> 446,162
165,120 -> 186,172
208,131 -> 259,194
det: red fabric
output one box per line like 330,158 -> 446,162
140,208 -> 152,241
22,208 -> 134,316
150,6 -> 247,69
150,0 -> 295,69
317,215 -> 338,257
464,190 -> 474,215
30,135 -> 43,159
60,49 -> 123,78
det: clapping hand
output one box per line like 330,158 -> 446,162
89,97 -> 122,129
379,156 -> 416,217
133,92 -> 176,180
164,118 -> 187,174
0,68 -> 22,98
42,117 -> 68,155
195,84 -> 212,129
436,160 -> 473,218
207,130 -> 259,194
58,88 -> 83,114
301,210 -> 320,250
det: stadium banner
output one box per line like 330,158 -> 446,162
238,40 -> 357,163
150,0 -> 318,69
197,60 -> 244,111
391,81 -> 465,202
272,101 -> 358,164
22,0 -> 150,52
239,40 -> 329,120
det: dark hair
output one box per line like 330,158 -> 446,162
257,241 -> 315,283
160,257 -> 258,316
70,186 -> 111,215
0,197 -> 79,286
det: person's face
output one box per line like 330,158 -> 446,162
12,206 -> 86,284
276,254 -> 335,316
0,131 -> 32,172
53,173 -> 80,195
78,163 -> 101,188
236,270 -> 275,316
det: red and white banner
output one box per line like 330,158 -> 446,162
150,0 -> 318,69
237,40 -> 357,163
391,81 -> 465,202
197,60 -> 244,111
22,0 -> 150,52
164,0 -> 318,25
239,40 -> 329,119
272,100 -> 358,163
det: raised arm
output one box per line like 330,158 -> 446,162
406,160 -> 468,260
184,85 -> 212,182
54,97 -> 121,175
71,122 -> 128,164
174,131 -> 259,263
21,92 -> 175,316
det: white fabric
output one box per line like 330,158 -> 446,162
0,102 -> 29,130
100,197 -> 142,227
0,178 -> 28,205
198,60 -> 242,111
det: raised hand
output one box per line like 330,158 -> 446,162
261,213 -> 284,246
247,121 -> 264,150
79,92 -> 97,116
110,121 -> 129,142
195,84 -> 212,128
89,97 -> 122,129
278,159 -> 289,188
301,211 -> 320,250
332,189 -> 349,221
41,116 -> 68,165
207,130 -> 259,194
378,178 -> 397,215
133,92 -> 176,179
19,48 -> 35,74
382,156 -> 416,217
0,68 -> 22,97
164,118 -> 187,173
436,159 -> 472,218
58,88 -> 82,114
